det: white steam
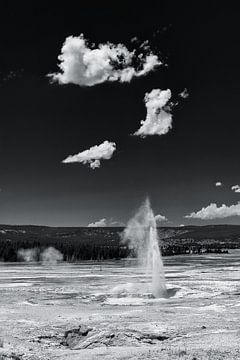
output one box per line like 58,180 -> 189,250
18,248 -> 38,262
122,198 -> 166,297
40,247 -> 63,265
18,247 -> 63,265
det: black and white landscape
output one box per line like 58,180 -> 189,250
0,2 -> 240,360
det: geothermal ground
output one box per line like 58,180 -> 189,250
0,251 -> 240,360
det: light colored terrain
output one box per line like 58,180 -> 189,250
0,252 -> 240,359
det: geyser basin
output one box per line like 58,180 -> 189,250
122,198 -> 167,298
110,282 -> 180,304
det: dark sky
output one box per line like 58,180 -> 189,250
0,2 -> 239,226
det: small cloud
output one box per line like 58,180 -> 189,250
0,70 -> 22,83
139,40 -> 150,51
62,140 -> 116,169
133,88 -> 175,137
88,218 -> 124,227
88,218 -> 107,227
109,220 -> 125,227
155,214 -> 168,222
232,185 -> 240,193
89,160 -> 100,169
130,36 -> 138,43
215,182 -> 222,187
179,88 -> 189,99
48,34 -> 162,87
179,224 -> 185,227
185,202 -> 240,220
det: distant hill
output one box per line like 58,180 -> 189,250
0,224 -> 239,261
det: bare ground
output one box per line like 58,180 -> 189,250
0,290 -> 240,359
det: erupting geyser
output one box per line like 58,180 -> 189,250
122,198 -> 167,298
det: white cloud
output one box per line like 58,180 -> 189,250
62,140 -> 116,169
89,160 -> 100,169
49,34 -> 161,87
179,224 -> 185,227
179,88 -> 189,99
231,185 -> 240,193
110,220 -> 125,227
215,182 -> 222,187
133,89 -> 174,137
130,36 -> 138,43
185,202 -> 240,220
155,214 -> 168,222
88,218 -> 125,227
88,218 -> 107,227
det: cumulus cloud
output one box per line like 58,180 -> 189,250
133,89 -> 174,137
185,202 -> 240,220
231,185 -> 240,193
62,140 -> 116,169
215,182 -> 222,187
155,214 -> 168,222
88,218 -> 107,227
88,218 -> 124,227
48,34 -> 161,87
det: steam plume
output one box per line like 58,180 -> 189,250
40,247 -> 63,265
17,248 -> 38,262
122,198 -> 166,297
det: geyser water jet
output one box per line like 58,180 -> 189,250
122,198 -> 166,298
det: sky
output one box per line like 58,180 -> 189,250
0,2 -> 240,226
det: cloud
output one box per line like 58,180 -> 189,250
179,88 -> 189,99
62,140 -> 116,169
110,220 -> 125,227
130,36 -> 138,43
215,182 -> 222,187
0,70 -> 22,83
133,89 -> 174,137
231,185 -> 240,193
89,160 -> 100,169
185,202 -> 240,220
48,34 -> 161,87
88,218 -> 107,227
155,214 -> 168,222
88,218 -> 125,227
